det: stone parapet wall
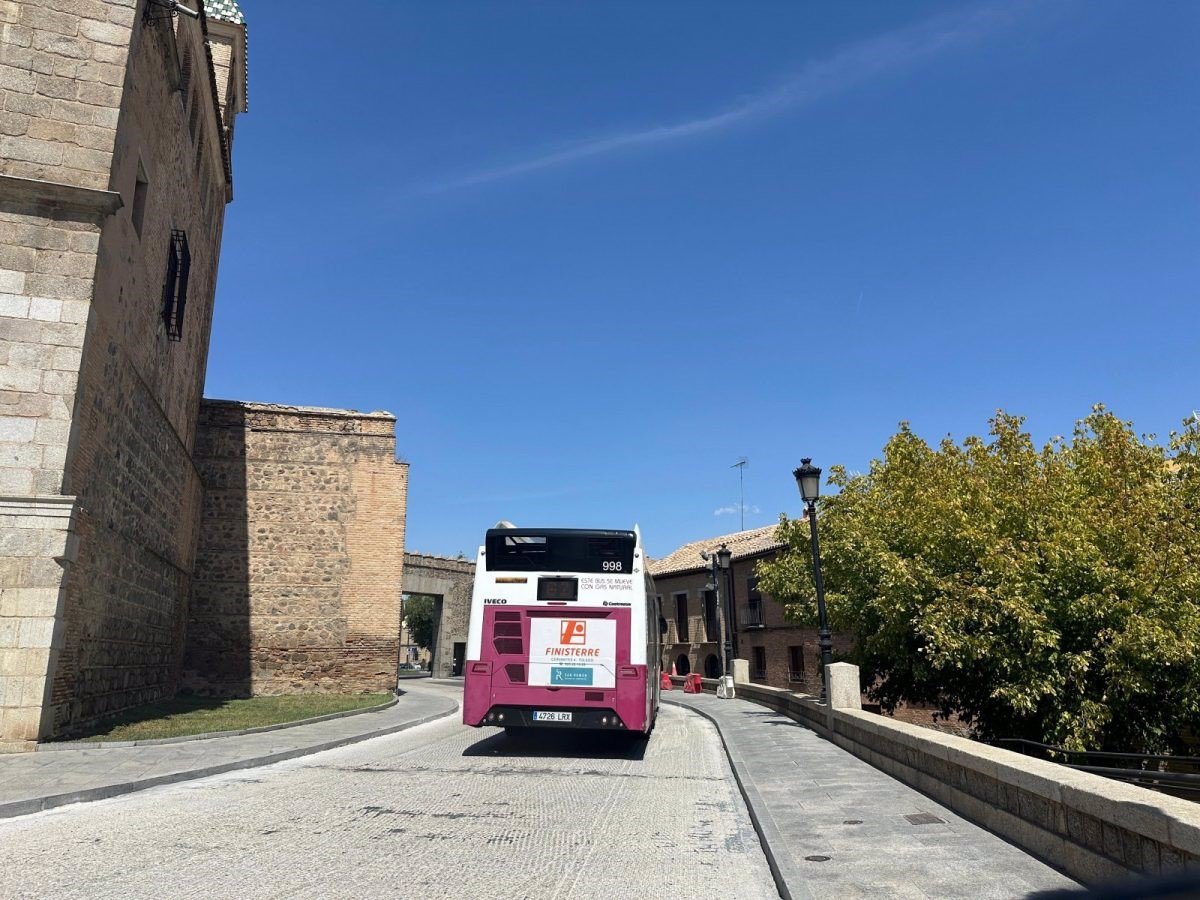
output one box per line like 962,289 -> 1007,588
186,401 -> 407,696
701,678 -> 1200,886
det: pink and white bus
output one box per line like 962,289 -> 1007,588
462,526 -> 662,735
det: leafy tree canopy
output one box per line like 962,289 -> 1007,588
404,594 -> 437,650
757,407 -> 1200,753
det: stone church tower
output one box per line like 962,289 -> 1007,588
0,0 -> 248,745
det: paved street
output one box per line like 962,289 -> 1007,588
0,686 -> 455,819
0,684 -> 777,900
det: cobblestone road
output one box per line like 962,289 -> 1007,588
0,687 -> 778,899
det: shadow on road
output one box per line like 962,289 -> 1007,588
462,728 -> 648,761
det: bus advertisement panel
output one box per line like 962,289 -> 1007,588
528,617 -> 617,688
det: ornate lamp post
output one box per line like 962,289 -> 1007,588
793,458 -> 833,701
702,542 -> 737,698
715,543 -> 733,675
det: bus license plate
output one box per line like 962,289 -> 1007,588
533,711 -> 572,723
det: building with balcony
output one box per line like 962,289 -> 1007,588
649,523 -> 851,694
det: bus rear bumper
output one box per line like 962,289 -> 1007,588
477,706 -> 631,730
462,661 -> 650,732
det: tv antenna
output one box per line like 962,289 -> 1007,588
731,457 -> 748,531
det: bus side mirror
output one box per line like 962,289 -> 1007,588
658,617 -> 667,636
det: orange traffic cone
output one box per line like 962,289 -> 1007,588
671,662 -> 677,676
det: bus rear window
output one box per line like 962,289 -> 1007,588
485,529 -> 636,574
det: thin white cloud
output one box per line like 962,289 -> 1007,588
423,1 -> 1029,192
714,503 -> 762,517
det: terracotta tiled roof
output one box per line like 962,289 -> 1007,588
648,524 -> 787,578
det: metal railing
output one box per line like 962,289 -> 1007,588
995,738 -> 1200,800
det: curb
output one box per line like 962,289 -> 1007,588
0,694 -> 457,821
37,696 -> 401,751
664,695 -> 811,900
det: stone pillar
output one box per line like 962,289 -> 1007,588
731,657 -> 750,684
825,661 -> 862,728
0,496 -> 79,748
1,177 -> 117,747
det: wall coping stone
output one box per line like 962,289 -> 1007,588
404,552 -> 475,570
201,398 -> 395,420
0,495 -> 79,519
0,175 -> 122,220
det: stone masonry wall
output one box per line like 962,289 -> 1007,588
0,0 -> 133,190
46,7 -> 233,736
187,401 -> 408,696
0,1 -> 245,742
402,552 -> 473,678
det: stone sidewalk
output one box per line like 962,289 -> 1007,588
0,684 -> 457,819
666,691 -> 1079,900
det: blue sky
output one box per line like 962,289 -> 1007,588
206,1 -> 1200,559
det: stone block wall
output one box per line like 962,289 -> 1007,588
0,496 -> 76,744
0,202 -> 100,498
0,1 -> 245,742
402,552 -> 473,678
186,401 -> 408,696
0,0 -> 134,190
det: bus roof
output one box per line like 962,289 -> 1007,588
484,527 -> 637,541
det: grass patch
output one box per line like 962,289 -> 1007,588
57,693 -> 392,743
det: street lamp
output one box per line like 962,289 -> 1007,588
702,543 -> 737,699
793,458 -> 833,702
715,543 -> 733,675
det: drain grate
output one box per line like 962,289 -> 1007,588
842,819 -> 862,825
905,812 -> 946,826
804,855 -> 831,862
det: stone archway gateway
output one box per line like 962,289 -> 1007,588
675,654 -> 691,676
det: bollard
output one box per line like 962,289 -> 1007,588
716,674 -> 736,699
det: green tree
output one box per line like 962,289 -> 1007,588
404,594 -> 437,650
757,407 -> 1200,753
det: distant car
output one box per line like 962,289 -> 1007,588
399,662 -> 421,671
